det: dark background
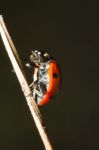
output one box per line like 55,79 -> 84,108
0,0 -> 98,150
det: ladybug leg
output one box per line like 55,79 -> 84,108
29,82 -> 34,88
29,80 -> 43,97
26,62 -> 39,68
33,88 -> 43,97
29,80 -> 38,90
25,62 -> 31,68
26,81 -> 38,97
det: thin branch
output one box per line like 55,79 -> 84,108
0,15 -> 53,150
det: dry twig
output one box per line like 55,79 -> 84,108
0,15 -> 53,150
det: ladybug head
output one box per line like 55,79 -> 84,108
30,50 -> 52,66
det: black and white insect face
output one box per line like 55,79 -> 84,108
30,50 -> 51,66
30,50 -> 40,66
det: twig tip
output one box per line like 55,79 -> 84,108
0,15 -> 3,21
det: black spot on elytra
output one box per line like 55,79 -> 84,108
53,72 -> 58,78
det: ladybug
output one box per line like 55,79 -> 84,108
26,50 -> 61,106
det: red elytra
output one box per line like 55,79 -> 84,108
38,60 -> 61,106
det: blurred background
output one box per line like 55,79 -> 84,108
0,0 -> 98,150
